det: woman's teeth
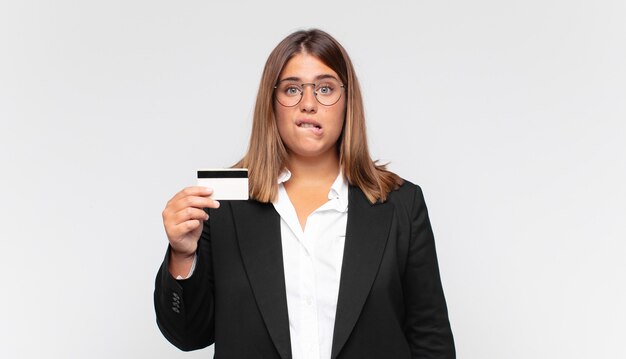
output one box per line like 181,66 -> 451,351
298,123 -> 320,128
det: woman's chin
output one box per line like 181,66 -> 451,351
287,145 -> 337,160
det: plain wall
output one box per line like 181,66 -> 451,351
1,0 -> 625,358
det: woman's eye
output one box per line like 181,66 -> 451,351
285,86 -> 300,96
318,86 -> 332,94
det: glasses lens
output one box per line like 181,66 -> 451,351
315,79 -> 343,106
275,78 -> 344,107
275,82 -> 302,107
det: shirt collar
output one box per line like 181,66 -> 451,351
277,169 -> 292,184
276,168 -> 349,212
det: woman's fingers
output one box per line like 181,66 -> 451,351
168,219 -> 203,239
168,186 -> 213,204
164,204 -> 210,237
170,195 -> 220,214
166,187 -> 220,213
162,186 -> 221,251
171,207 -> 210,226
163,189 -> 219,219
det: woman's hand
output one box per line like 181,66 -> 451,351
162,186 -> 220,276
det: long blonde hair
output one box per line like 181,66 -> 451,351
235,29 -> 403,204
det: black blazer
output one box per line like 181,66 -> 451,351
154,181 -> 455,358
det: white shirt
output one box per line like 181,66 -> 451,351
272,169 -> 348,359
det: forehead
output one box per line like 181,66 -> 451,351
279,53 -> 339,81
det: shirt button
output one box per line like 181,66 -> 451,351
305,297 -> 312,306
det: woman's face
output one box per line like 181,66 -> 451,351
274,53 -> 346,160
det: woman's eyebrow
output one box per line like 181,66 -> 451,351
278,74 -> 338,82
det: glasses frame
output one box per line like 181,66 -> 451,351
273,80 -> 345,107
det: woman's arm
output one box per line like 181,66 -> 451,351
154,186 -> 219,351
403,185 -> 456,358
154,215 -> 215,351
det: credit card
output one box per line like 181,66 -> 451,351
197,169 -> 249,200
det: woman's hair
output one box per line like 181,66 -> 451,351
235,28 -> 403,204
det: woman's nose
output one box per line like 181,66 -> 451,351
299,84 -> 317,113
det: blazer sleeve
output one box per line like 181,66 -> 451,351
154,212 -> 215,351
402,185 -> 456,358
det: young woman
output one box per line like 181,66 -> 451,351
155,29 -> 455,359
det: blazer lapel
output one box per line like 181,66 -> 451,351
230,201 -> 292,359
331,186 -> 395,359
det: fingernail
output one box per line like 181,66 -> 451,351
214,200 -> 220,208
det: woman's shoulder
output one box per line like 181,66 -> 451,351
386,178 -> 426,212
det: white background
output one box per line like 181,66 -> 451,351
1,1 -> 625,358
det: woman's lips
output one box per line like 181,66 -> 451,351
296,119 -> 321,128
296,119 -> 323,135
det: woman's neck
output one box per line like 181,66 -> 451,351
282,150 -> 340,230
285,150 -> 340,186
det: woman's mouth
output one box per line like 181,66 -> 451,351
296,119 -> 321,128
296,119 -> 323,135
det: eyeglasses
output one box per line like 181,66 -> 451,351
274,77 -> 345,107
